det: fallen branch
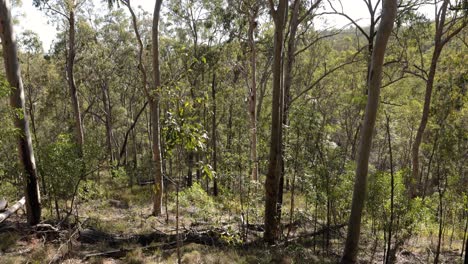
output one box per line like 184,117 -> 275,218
79,227 -> 228,248
48,225 -> 81,264
84,249 -> 129,259
137,179 -> 155,186
0,197 -> 25,224
34,223 -> 60,233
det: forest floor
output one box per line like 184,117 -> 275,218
0,180 -> 464,264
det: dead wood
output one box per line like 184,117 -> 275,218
48,227 -> 81,264
78,227 -> 229,260
79,227 -> 228,248
137,179 -> 155,186
35,223 -> 60,232
0,197 -> 25,224
84,249 -> 129,259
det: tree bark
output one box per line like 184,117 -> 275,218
385,112 -> 395,264
151,0 -> 164,216
462,214 -> 468,258
341,0 -> 397,262
410,1 -> 445,197
212,72 -> 218,196
101,82 -> 114,163
0,0 -> 41,225
247,5 -> 259,182
67,1 -> 85,152
123,0 -> 164,215
264,0 -> 288,244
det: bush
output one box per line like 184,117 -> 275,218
39,134 -> 82,217
176,182 -> 216,221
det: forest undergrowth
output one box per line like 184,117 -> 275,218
0,173 -> 464,264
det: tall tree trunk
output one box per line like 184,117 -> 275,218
464,235 -> 468,264
0,0 -> 41,225
341,0 -> 397,262
67,2 -> 85,152
385,112 -> 395,264
410,0 -> 466,197
187,153 -> 193,187
101,82 -> 114,163
411,46 -> 442,197
247,6 -> 259,182
212,72 -> 218,196
124,0 -> 164,215
151,0 -> 164,216
264,0 -> 288,244
277,0 -> 301,222
462,214 -> 468,258
227,103 -> 233,150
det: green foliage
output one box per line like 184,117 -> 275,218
39,134 -> 82,203
0,76 -> 21,198
163,98 -> 208,155
0,182 -> 19,200
176,182 -> 216,220
0,2 -> 465,260
79,179 -> 105,201
219,225 -> 242,245
110,165 -> 128,186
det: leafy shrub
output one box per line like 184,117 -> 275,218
176,182 -> 216,221
39,134 -> 82,216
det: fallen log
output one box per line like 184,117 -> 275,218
79,228 -> 116,244
79,227 -> 228,248
84,249 -> 129,259
137,179 -> 155,186
81,228 -> 228,261
0,197 -> 25,223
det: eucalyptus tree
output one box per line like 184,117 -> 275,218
409,0 -> 467,197
151,0 -> 165,215
264,0 -> 288,244
108,0 -> 165,215
278,0 -> 321,219
0,0 -> 42,225
341,0 -> 397,262
238,0 -> 261,182
34,0 -> 86,155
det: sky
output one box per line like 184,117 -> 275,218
14,0 -> 434,52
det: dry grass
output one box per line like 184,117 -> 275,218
0,181 -> 465,263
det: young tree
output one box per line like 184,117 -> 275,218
341,0 -> 397,262
0,0 -> 41,225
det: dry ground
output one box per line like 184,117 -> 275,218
0,185 -> 465,263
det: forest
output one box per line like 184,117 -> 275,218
0,0 -> 467,263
